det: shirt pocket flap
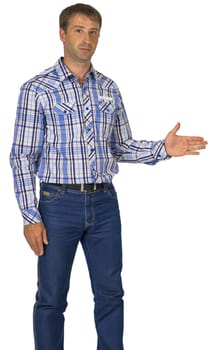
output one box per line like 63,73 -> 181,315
97,99 -> 115,114
53,102 -> 76,114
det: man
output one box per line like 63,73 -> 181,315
9,3 -> 207,350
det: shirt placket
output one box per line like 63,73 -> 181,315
82,85 -> 97,182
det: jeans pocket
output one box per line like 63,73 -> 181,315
105,185 -> 118,200
39,183 -> 64,203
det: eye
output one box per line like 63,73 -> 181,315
75,28 -> 83,33
89,30 -> 98,36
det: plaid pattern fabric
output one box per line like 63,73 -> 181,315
10,58 -> 169,224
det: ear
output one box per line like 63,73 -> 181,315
59,28 -> 66,43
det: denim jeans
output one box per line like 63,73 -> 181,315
33,182 -> 124,350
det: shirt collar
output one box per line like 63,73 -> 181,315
55,57 -> 97,82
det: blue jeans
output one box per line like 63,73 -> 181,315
33,183 -> 124,350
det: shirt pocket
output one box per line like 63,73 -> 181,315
46,102 -> 81,144
96,99 -> 116,140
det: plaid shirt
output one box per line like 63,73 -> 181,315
10,58 -> 169,225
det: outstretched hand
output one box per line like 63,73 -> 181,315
164,122 -> 208,157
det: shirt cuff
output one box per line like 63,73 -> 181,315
155,140 -> 171,160
22,208 -> 42,226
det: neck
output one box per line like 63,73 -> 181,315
63,57 -> 91,84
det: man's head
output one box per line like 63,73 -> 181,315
59,3 -> 102,66
59,3 -> 102,33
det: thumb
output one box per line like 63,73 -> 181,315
42,228 -> 49,245
170,122 -> 181,135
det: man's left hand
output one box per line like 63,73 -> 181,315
164,122 -> 208,156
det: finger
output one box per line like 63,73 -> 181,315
185,151 -> 200,155
185,143 -> 207,155
34,238 -> 44,256
25,233 -> 44,256
171,122 -> 181,135
42,229 -> 49,245
188,142 -> 207,150
187,136 -> 206,143
26,236 -> 42,256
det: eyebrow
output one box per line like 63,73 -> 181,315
73,25 -> 99,31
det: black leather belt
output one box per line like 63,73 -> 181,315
68,183 -> 106,192
48,183 -> 108,192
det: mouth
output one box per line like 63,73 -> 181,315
79,47 -> 92,52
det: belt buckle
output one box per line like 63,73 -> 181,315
80,183 -> 97,192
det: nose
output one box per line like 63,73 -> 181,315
82,31 -> 91,43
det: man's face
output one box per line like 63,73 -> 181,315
60,14 -> 100,64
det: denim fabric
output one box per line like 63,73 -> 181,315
33,182 -> 124,350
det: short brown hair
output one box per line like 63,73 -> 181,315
59,3 -> 102,32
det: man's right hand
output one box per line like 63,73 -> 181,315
24,222 -> 48,256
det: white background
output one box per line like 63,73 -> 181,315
0,0 -> 213,349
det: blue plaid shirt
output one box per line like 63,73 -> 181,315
10,58 -> 169,225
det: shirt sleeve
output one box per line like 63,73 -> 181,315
110,94 -> 170,165
9,82 -> 44,225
